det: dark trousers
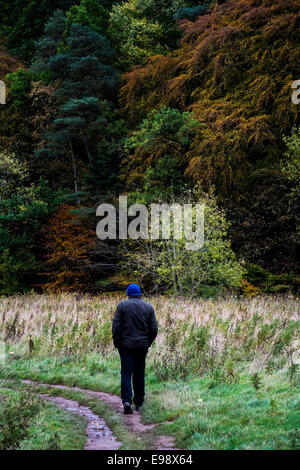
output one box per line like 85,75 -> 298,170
118,347 -> 148,406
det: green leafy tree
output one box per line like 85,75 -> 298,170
0,68 -> 34,163
123,107 -> 200,200
6,68 -> 32,110
0,152 -> 29,198
109,0 -> 207,69
122,192 -> 244,296
65,0 -> 109,36
281,127 -> 300,248
0,152 -> 57,294
2,0 -> 77,62
282,127 -> 300,202
109,1 -> 165,70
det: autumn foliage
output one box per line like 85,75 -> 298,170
121,0 -> 300,196
0,0 -> 299,293
41,204 -> 95,292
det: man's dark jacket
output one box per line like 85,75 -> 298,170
112,297 -> 158,349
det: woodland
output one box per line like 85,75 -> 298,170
0,0 -> 299,296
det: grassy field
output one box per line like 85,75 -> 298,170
0,293 -> 299,450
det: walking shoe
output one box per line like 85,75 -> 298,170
135,404 -> 143,412
124,402 -> 133,414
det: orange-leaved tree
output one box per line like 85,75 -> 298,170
41,203 -> 95,292
120,0 -> 300,198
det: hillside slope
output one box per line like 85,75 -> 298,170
120,0 -> 300,271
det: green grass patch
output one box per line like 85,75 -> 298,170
0,386 -> 86,450
1,355 -> 300,450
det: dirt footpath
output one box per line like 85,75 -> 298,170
22,380 -> 181,451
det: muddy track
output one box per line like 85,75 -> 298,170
40,393 -> 122,450
22,380 -> 181,451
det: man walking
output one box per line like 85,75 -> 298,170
112,284 -> 158,414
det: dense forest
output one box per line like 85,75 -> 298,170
0,0 -> 299,296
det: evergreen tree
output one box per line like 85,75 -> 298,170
31,9 -> 66,76
35,18 -> 120,198
2,0 -> 76,62
50,24 -> 118,101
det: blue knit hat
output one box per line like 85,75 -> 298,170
127,283 -> 141,297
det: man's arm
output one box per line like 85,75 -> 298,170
148,307 -> 158,346
112,304 -> 123,348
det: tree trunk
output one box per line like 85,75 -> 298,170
68,138 -> 80,208
84,134 -> 93,166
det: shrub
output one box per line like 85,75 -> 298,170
0,392 -> 42,450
